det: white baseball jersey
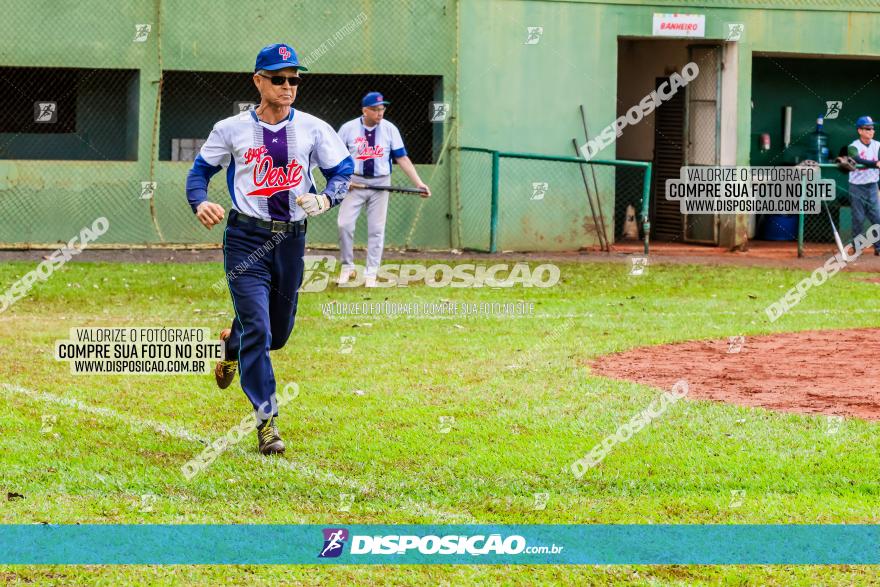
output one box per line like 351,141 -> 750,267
188,109 -> 352,222
337,117 -> 407,177
848,139 -> 880,185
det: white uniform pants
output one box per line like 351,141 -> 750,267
337,174 -> 390,276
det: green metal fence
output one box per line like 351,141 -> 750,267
790,163 -> 872,257
0,0 -> 456,250
458,147 -> 652,254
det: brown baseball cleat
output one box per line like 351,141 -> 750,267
257,416 -> 285,455
214,328 -> 237,389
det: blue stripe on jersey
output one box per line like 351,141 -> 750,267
226,160 -> 237,208
391,147 -> 407,159
185,154 -> 223,213
320,155 -> 355,207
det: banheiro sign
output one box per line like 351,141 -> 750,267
653,13 -> 705,38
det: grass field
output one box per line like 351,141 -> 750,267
2,256 -> 880,585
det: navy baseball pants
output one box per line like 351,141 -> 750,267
222,215 -> 305,417
849,182 -> 880,250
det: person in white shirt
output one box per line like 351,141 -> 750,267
847,116 -> 880,255
336,92 -> 431,286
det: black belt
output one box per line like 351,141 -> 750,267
228,210 -> 306,235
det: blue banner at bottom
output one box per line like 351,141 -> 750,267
1,525 -> 878,565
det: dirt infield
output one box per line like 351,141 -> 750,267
591,328 -> 880,420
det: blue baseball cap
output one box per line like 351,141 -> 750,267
362,92 -> 390,108
856,115 -> 875,128
254,43 -> 308,73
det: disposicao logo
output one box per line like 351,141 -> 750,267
300,255 -> 337,293
316,530 -> 563,558
318,528 -> 348,558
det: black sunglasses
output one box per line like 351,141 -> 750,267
259,74 -> 301,87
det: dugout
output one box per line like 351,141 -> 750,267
616,38 -> 739,246
0,66 -> 139,161
749,54 -> 880,245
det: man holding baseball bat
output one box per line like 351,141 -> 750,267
847,116 -> 880,255
336,92 -> 431,287
185,43 -> 353,455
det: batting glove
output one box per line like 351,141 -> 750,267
835,156 -> 857,173
296,194 -> 331,217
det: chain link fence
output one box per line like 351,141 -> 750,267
0,1 -> 455,249
457,149 -> 494,252
802,165 -> 866,254
805,166 -> 854,247
458,147 -> 652,253
751,165 -> 863,254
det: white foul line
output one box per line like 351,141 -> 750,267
0,383 -> 475,523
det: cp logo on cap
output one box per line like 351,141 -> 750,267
279,46 -> 291,60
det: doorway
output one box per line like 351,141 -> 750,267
617,39 -> 735,244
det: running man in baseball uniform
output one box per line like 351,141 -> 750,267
336,92 -> 431,287
848,115 -> 880,255
185,43 -> 354,454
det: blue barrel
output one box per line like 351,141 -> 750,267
761,215 -> 798,241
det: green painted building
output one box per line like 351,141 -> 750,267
2,1 -> 879,250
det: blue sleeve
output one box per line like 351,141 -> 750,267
186,155 -> 223,213
320,156 -> 355,208
847,144 -> 876,167
391,147 -> 407,160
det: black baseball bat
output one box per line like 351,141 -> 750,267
349,182 -> 428,195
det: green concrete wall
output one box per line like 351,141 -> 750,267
5,0 -> 880,250
457,0 -> 880,250
0,0 -> 456,247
